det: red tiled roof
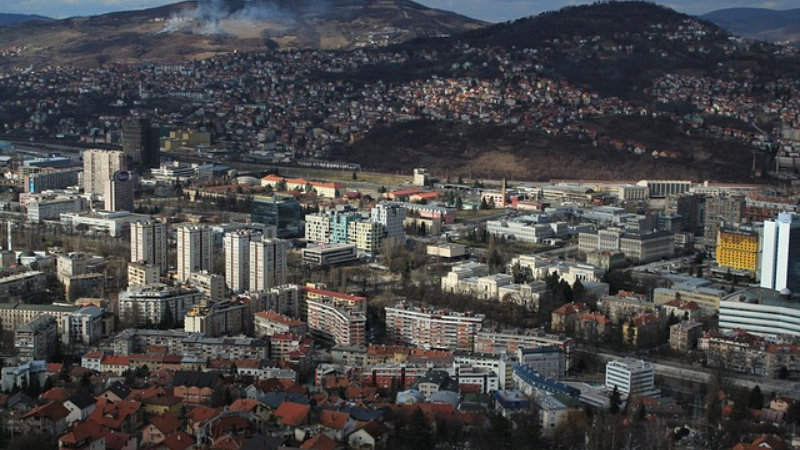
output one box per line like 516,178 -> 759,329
148,412 -> 182,435
186,405 -> 220,423
254,311 -> 306,326
302,286 -> 366,302
23,401 -> 70,422
59,420 -> 108,445
88,398 -> 142,430
41,387 -> 74,402
320,410 -> 349,430
105,432 -> 134,450
301,434 -> 337,450
274,401 -> 310,427
228,398 -> 262,413
160,431 -> 195,450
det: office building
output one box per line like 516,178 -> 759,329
385,302 -> 484,351
176,224 -> 214,282
25,168 -> 81,194
761,212 -> 800,293
605,358 -> 659,398
104,170 -> 134,212
60,210 -> 150,237
249,238 -> 288,292
704,194 -> 746,249
251,196 -> 304,238
122,117 -> 160,170
720,287 -> 800,337
131,220 -> 168,273
27,196 -> 85,223
224,229 -> 260,293
83,149 -> 126,196
371,202 -> 406,242
302,244 -> 359,266
716,226 -> 760,275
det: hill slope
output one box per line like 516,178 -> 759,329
702,8 -> 800,47
0,0 -> 485,68
0,13 -> 52,27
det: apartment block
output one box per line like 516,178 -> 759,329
385,302 -> 484,351
176,224 -> 214,282
131,220 -> 168,273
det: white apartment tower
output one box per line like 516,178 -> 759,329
83,149 -> 126,196
249,238 -> 288,292
224,229 -> 261,293
371,202 -> 406,242
761,212 -> 800,293
176,224 -> 214,282
131,220 -> 168,273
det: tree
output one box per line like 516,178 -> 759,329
572,279 -> 587,303
352,170 -> 358,180
609,385 -> 622,414
404,409 -> 433,450
626,319 -> 637,347
160,305 -> 175,330
748,385 -> 764,409
480,198 -> 489,210
455,196 -> 463,210
778,366 -> 789,380
275,179 -> 288,191
511,262 -> 531,284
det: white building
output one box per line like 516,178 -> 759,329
60,306 -> 104,345
118,284 -> 203,327
188,271 -> 226,301
385,302 -> 484,351
760,212 -> 800,293
249,238 -> 288,292
224,229 -> 260,293
60,211 -> 151,237
176,224 -> 214,282
27,196 -> 85,223
83,149 -> 126,196
302,244 -> 359,266
719,287 -> 800,337
371,202 -> 406,242
605,358 -> 660,398
131,220 -> 168,273
127,262 -> 160,287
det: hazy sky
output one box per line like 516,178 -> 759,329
3,0 -> 798,22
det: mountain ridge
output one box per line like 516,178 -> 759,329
701,7 -> 800,47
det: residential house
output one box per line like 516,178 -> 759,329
622,314 -> 665,348
58,420 -> 108,450
551,303 -> 590,334
274,402 -> 311,428
172,371 -> 223,405
141,412 -> 182,447
21,401 -> 70,435
63,391 -> 97,425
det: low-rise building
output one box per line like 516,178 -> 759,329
184,299 -> 249,337
254,311 -> 307,337
188,271 -> 226,301
669,321 -> 703,353
119,284 -> 203,327
605,358 -> 660,398
302,244 -> 359,266
127,262 -> 160,287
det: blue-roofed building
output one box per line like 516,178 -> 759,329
512,364 -> 580,399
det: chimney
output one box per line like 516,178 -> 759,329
7,221 -> 11,252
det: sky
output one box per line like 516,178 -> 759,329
2,0 -> 798,23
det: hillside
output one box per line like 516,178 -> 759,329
335,118 -> 759,183
0,13 -> 52,27
0,0 -> 485,68
702,8 -> 800,47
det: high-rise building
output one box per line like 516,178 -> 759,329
83,149 -> 126,196
371,202 -> 406,242
249,238 -> 288,292
716,226 -> 760,275
104,170 -> 134,212
251,195 -> 304,238
176,224 -> 214,282
131,220 -> 168,273
704,194 -> 746,250
761,212 -> 800,293
224,229 -> 261,293
122,117 -> 161,170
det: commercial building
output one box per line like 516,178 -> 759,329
636,180 -> 692,198
25,168 -> 81,194
720,287 -> 800,337
188,271 -> 225,301
60,211 -> 151,237
104,170 -> 135,212
249,238 -> 288,291
716,226 -> 760,275
122,117 -> 160,169
127,262 -> 160,287
176,224 -> 214,282
224,229 -> 260,293
251,195 -> 304,238
27,196 -> 85,223
83,149 -> 126,196
14,315 -> 58,362
131,220 -> 168,273
385,303 -> 484,351
704,194 -> 746,249
579,229 -> 674,263
605,358 -> 659,398
517,346 -> 567,379
761,212 -> 800,293
302,244 -> 359,266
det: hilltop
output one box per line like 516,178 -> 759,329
0,13 -> 52,27
702,8 -> 800,48
0,0 -> 485,68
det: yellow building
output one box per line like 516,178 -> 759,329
161,130 -> 211,150
716,228 -> 759,273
